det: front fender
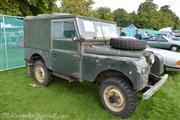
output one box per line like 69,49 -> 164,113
82,54 -> 150,90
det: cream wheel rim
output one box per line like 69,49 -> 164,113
103,85 -> 125,112
35,65 -> 45,82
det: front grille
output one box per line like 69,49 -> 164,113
151,54 -> 164,76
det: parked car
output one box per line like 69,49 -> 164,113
146,46 -> 180,71
143,35 -> 180,51
173,30 -> 180,37
24,13 -> 168,118
172,37 -> 180,41
121,36 -> 180,71
156,33 -> 180,41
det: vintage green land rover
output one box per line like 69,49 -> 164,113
24,13 -> 168,118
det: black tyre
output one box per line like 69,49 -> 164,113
99,76 -> 137,118
110,38 -> 146,50
33,60 -> 52,86
170,45 -> 178,52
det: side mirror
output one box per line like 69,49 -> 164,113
72,35 -> 78,41
73,35 -> 85,42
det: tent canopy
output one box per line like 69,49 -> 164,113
127,24 -> 137,29
159,27 -> 172,33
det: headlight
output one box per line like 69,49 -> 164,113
149,54 -> 155,64
176,60 -> 180,67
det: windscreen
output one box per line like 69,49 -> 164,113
77,18 -> 119,40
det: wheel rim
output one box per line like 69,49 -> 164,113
103,85 -> 125,112
35,65 -> 45,82
171,46 -> 177,51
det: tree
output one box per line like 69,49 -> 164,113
127,11 -> 137,25
0,0 -> 58,16
160,5 -> 173,14
174,17 -> 180,29
160,5 -> 180,29
113,8 -> 129,27
138,0 -> 158,14
136,0 -> 180,30
60,0 -> 94,17
136,0 -> 159,29
94,7 -> 113,21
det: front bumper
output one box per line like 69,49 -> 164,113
142,74 -> 168,100
165,66 -> 180,71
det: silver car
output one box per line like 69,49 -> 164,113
143,35 -> 180,52
146,47 -> 180,71
121,36 -> 180,71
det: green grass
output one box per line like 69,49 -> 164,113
0,68 -> 180,120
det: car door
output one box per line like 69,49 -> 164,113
51,18 -> 80,78
144,36 -> 157,47
155,36 -> 169,49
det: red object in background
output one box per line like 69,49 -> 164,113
117,16 -> 120,22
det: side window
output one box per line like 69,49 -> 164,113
156,36 -> 167,42
147,36 -> 155,41
63,22 -> 76,38
53,22 -> 63,39
52,21 -> 76,40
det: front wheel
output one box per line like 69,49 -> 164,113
34,60 -> 52,86
170,46 -> 178,52
99,77 -> 137,118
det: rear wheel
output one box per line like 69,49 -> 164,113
34,60 -> 52,86
170,45 -> 178,51
99,76 -> 137,118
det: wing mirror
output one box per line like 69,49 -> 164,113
72,35 -> 78,41
73,34 -> 85,42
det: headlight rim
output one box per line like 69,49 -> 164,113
149,54 -> 155,65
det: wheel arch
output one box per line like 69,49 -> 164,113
29,53 -> 46,64
28,52 -> 51,70
170,45 -> 178,49
94,69 -> 134,90
25,52 -> 50,76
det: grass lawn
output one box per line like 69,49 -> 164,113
0,68 -> 180,120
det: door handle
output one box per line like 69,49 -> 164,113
73,54 -> 78,57
73,54 -> 80,60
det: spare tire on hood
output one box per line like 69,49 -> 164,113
110,38 -> 146,51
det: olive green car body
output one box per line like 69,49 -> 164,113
24,13 -> 166,94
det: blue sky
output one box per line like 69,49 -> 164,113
93,0 -> 180,17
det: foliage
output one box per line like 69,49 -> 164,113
0,0 -> 59,16
138,0 -> 158,14
94,7 -> 113,21
160,5 -> 180,29
0,0 -> 22,16
113,8 -> 129,27
0,0 -> 179,30
60,0 -> 94,17
136,0 -> 159,29
135,0 -> 180,30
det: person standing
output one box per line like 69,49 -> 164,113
120,27 -> 127,36
144,31 -> 150,37
135,29 -> 142,40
